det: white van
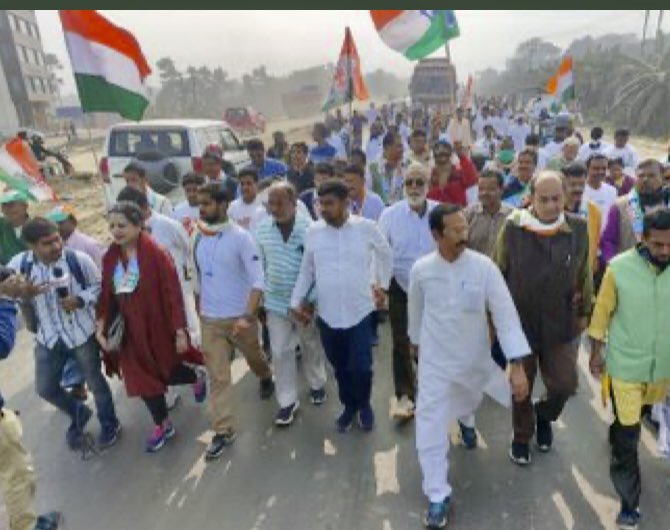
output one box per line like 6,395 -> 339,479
99,119 -> 250,207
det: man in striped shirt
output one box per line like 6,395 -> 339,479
7,218 -> 120,451
254,182 -> 327,426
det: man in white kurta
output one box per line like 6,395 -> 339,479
408,204 -> 530,528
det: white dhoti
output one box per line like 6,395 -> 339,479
416,358 -> 511,502
266,312 -> 327,408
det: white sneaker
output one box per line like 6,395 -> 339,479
392,395 -> 415,420
165,388 -> 181,411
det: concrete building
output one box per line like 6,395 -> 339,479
0,10 -> 56,135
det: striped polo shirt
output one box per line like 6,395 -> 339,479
254,213 -> 312,316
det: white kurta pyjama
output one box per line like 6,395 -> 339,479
408,249 -> 530,502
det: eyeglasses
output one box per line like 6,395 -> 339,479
404,179 -> 427,187
637,172 -> 660,180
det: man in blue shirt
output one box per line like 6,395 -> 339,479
246,138 -> 287,180
309,123 -> 337,164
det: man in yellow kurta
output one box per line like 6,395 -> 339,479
588,207 -> 670,530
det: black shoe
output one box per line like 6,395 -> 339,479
275,402 -> 299,426
509,441 -> 532,466
358,405 -> 375,432
336,408 -> 356,432
205,431 -> 237,461
66,403 -> 92,449
309,387 -> 327,406
259,378 -> 275,400
35,511 -> 62,530
536,414 -> 553,453
458,421 -> 478,449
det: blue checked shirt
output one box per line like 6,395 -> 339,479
254,213 -> 312,316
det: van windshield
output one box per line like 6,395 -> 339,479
109,129 -> 189,157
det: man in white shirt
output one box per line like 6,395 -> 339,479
366,121 -> 385,165
491,109 -> 509,138
227,168 -> 267,233
508,115 -> 531,153
123,162 -> 173,216
365,103 -> 379,127
583,154 -> 618,220
471,106 -> 489,140
446,108 -> 472,150
378,163 -> 438,422
474,125 -> 499,160
578,126 -> 609,162
604,128 -> 639,174
193,182 -> 274,460
173,172 -> 205,236
539,116 -> 571,169
409,204 -> 530,529
328,124 -> 347,160
291,179 -> 392,433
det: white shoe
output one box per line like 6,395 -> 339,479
165,388 -> 181,411
392,395 -> 415,420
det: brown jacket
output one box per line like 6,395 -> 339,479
494,211 -> 593,352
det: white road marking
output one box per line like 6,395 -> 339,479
551,491 -> 574,529
374,445 -> 400,496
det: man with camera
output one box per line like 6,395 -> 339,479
6,218 -> 120,451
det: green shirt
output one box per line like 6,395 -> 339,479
0,218 -> 26,265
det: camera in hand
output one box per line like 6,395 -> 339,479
52,267 -> 69,299
0,266 -> 15,283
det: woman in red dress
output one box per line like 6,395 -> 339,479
96,202 -> 206,453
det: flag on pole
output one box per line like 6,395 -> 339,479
545,56 -> 575,111
59,10 -> 151,121
0,138 -> 55,201
461,74 -> 474,108
370,10 -> 460,60
322,27 -> 369,112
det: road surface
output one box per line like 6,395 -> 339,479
1,323 -> 669,530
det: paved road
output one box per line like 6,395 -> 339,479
1,322 -> 669,530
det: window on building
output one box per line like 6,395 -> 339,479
20,19 -> 30,35
33,23 -> 40,39
32,49 -> 41,65
28,77 -> 37,93
38,78 -> 45,93
9,14 -> 20,32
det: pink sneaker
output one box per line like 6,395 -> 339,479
145,421 -> 175,453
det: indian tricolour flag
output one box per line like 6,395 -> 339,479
0,138 -> 55,201
370,10 -> 460,60
59,10 -> 151,121
545,56 -> 575,109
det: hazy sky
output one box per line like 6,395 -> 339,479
37,10 -> 662,95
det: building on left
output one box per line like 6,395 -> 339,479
0,10 -> 57,136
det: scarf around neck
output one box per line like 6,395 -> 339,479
518,209 -> 566,235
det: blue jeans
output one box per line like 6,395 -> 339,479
61,355 -> 84,388
317,313 -> 374,412
34,337 -> 118,429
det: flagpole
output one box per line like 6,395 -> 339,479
84,114 -> 99,173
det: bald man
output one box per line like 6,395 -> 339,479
493,171 -> 593,466
254,182 -> 327,427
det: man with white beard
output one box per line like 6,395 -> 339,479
409,203 -> 530,529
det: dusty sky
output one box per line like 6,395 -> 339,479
37,10 -> 662,95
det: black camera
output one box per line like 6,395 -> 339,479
0,266 -> 15,283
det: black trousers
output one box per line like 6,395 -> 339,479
610,390 -> 642,512
141,363 -> 197,426
388,279 -> 415,400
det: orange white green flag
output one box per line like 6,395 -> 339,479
0,138 -> 55,201
59,10 -> 151,121
370,10 -> 460,60
322,27 -> 369,111
545,56 -> 575,109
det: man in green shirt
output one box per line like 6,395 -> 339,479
0,190 -> 30,265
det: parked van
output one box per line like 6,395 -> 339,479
99,119 -> 249,207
